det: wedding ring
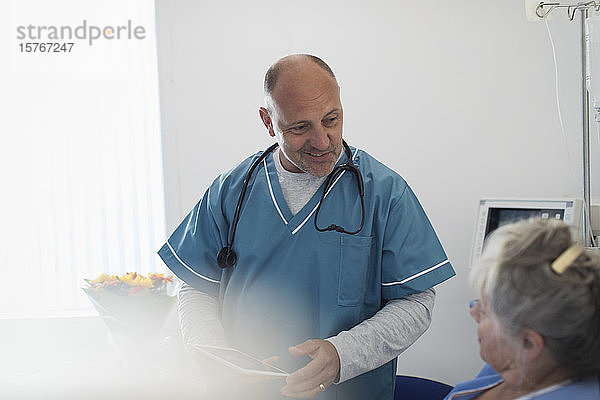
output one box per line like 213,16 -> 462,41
319,383 -> 326,391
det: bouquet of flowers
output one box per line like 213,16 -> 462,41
84,272 -> 174,297
83,272 -> 176,361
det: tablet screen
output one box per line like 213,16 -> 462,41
192,345 -> 289,377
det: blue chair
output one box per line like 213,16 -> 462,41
394,375 -> 453,400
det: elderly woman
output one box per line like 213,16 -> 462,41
444,219 -> 600,399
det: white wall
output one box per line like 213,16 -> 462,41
155,0 -> 599,385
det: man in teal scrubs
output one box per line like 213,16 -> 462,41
158,54 -> 455,399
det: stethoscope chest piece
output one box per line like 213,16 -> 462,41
217,246 -> 238,269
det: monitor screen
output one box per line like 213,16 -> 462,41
471,199 -> 581,264
484,207 -> 565,238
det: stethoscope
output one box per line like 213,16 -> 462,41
217,140 -> 365,268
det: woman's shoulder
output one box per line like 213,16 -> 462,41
541,376 -> 600,399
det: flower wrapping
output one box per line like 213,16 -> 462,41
83,272 -> 176,339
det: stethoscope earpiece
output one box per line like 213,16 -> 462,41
217,246 -> 238,269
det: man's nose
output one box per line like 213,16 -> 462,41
309,125 -> 330,150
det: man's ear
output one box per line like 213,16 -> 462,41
519,329 -> 545,363
259,107 -> 275,137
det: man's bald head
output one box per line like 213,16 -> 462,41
258,54 -> 344,177
263,54 -> 337,97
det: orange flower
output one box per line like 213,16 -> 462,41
88,273 -> 119,288
121,272 -> 153,288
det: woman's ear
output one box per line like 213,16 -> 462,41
519,329 -> 545,362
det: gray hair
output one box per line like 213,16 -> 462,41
470,218 -> 600,379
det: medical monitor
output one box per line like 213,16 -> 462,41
470,198 -> 583,264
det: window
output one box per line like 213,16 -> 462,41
2,0 -> 166,317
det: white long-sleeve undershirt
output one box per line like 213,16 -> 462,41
178,282 -> 227,348
326,288 -> 434,383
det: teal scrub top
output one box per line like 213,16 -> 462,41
158,145 -> 455,400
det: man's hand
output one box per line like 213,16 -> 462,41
280,339 -> 340,398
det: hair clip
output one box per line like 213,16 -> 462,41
551,244 -> 583,274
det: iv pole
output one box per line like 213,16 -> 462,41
535,2 -> 597,247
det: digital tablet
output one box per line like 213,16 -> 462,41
191,345 -> 289,377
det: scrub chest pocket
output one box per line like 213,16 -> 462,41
338,235 -> 375,306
